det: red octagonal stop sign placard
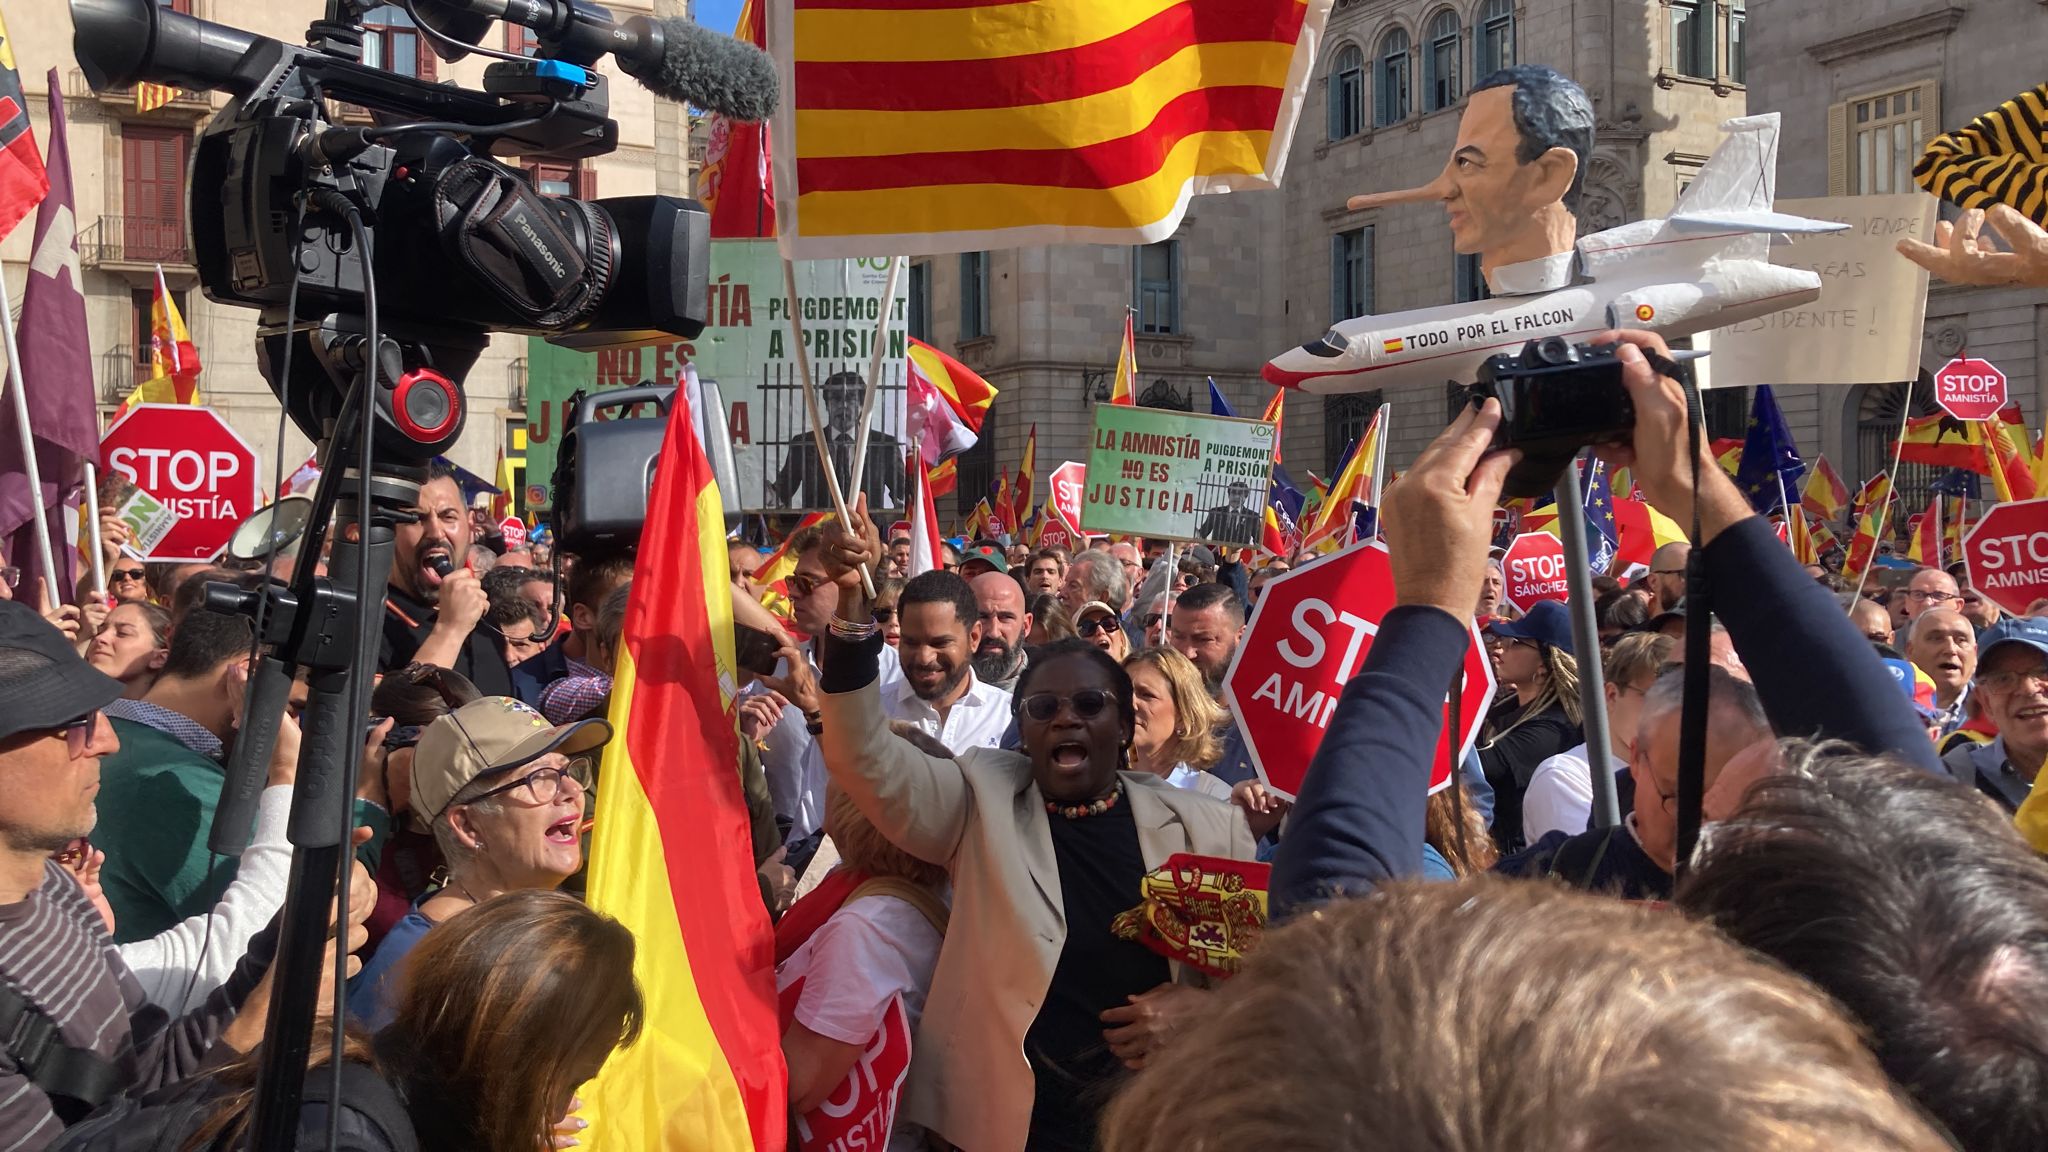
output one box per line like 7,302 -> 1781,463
101,405 -> 260,562
1501,531 -> 1571,614
1223,539 -> 1495,799
1964,497 -> 2048,618
1049,461 -> 1085,532
1935,356 -> 2008,422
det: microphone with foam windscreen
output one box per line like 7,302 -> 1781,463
414,0 -> 778,122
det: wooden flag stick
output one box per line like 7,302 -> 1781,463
847,254 -> 902,504
782,258 -> 876,598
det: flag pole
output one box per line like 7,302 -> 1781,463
846,254 -> 902,504
781,258 -> 876,598
1368,402 -> 1391,544
1850,388 -> 1916,604
0,271 -> 60,591
82,462 -> 104,597
1160,540 -> 1177,635
1555,457 -> 1620,829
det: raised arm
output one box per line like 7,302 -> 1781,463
1273,401 -> 1515,916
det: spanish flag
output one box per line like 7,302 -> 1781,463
1851,472 -> 1892,522
755,510 -> 832,618
773,0 -> 1330,258
927,457 -> 958,499
697,0 -> 776,238
1303,407 -> 1378,554
1014,423 -> 1038,531
1907,496 -> 1943,565
965,497 -> 993,539
118,265 -> 202,414
1712,437 -> 1744,477
1260,388 -> 1284,464
1110,312 -> 1138,406
582,394 -> 783,1148
1893,412 -> 2035,502
1801,454 -> 1850,522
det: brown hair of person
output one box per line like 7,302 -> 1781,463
827,775 -> 947,890
1101,877 -> 1950,1152
184,1025 -> 379,1152
1424,781 -> 1497,876
382,891 -> 644,1150
1122,647 -> 1224,772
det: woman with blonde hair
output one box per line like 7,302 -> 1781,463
1480,600 -> 1584,853
777,729 -> 950,1150
1123,648 -> 1232,800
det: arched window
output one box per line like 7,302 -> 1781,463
1376,28 -> 1411,127
1424,10 -> 1461,111
1476,0 -> 1516,78
1854,375 -> 1940,510
1328,44 -> 1365,140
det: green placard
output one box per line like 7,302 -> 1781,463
1081,405 -> 1276,546
522,240 -> 906,513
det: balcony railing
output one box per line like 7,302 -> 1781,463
79,216 -> 191,269
99,345 -> 139,405
66,68 -> 211,112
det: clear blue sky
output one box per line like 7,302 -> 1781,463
695,0 -> 745,36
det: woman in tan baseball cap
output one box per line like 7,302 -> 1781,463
347,695 -> 610,1028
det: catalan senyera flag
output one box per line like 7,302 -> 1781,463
119,265 -> 203,414
1014,423 -> 1037,530
134,82 -> 177,114
1110,313 -> 1138,406
771,0 -> 1333,258
582,391 -> 783,1150
1801,454 -> 1850,523
906,336 -> 996,463
1786,506 -> 1817,565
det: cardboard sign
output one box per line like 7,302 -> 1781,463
1964,497 -> 2048,617
100,405 -> 260,562
791,994 -> 913,1152
1701,193 -> 1937,389
1223,539 -> 1495,798
1934,356 -> 2008,422
116,488 -> 178,557
1501,532 -> 1571,613
1081,406 -> 1275,546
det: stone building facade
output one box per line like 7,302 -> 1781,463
1742,0 -> 2048,505
1,0 -> 698,487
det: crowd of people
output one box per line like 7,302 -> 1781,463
3,328 -> 2047,1150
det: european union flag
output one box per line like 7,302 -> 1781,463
1733,385 -> 1807,514
1209,377 -> 1235,418
1268,463 -> 1305,526
1929,469 -> 1981,499
1579,458 -> 1619,573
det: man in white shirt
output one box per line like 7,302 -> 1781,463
1523,630 -> 1672,843
884,571 -> 1013,753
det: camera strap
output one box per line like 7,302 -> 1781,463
1673,355 -> 1710,878
431,158 -> 612,328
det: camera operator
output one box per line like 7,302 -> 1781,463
1271,330 -> 1938,915
381,463 -> 512,696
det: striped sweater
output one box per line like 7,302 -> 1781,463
0,861 -> 274,1151
1914,83 -> 2048,226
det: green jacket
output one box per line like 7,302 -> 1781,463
98,718 -> 389,944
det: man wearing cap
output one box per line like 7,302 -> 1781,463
1942,617 -> 2048,813
348,695 -> 609,1028
0,601 -> 370,1147
958,543 -> 1008,581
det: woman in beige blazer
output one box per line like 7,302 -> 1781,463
807,506 -> 1256,1152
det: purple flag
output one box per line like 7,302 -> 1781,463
0,70 -> 96,602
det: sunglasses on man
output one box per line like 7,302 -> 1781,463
1019,689 -> 1114,723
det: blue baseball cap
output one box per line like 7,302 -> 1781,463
1486,599 -> 1574,657
1976,616 -> 2048,669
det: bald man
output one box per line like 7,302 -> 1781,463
1905,606 -> 1976,720
1849,598 -> 1895,648
1647,542 -> 1690,616
969,571 -> 1033,693
1897,567 -> 1962,632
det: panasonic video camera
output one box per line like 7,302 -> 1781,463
1461,338 -> 1641,500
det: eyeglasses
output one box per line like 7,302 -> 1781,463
1077,615 -> 1123,639
1650,567 -> 1687,576
871,606 -> 896,623
1139,613 -> 1164,630
1978,667 -> 2048,695
786,573 -> 826,598
1906,589 -> 1959,605
56,710 -> 104,760
463,755 -> 594,807
109,567 -> 146,582
1019,689 -> 1114,723
0,566 -> 18,590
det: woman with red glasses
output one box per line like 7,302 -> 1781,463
810,499 -> 1255,1152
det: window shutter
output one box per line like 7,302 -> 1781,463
416,36 -> 437,81
1827,100 -> 1848,196
576,162 -> 597,199
1915,78 -> 1941,145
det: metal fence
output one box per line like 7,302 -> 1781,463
747,358 -> 908,515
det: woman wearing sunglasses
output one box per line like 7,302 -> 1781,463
1075,599 -> 1131,661
346,696 -> 609,1029
809,498 -> 1255,1152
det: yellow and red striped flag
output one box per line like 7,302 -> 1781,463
906,335 -> 996,462
134,82 -> 177,113
755,510 -> 832,618
118,265 -> 203,415
1850,472 -> 1892,521
927,456 -> 958,499
582,392 -> 783,1149
1907,496 -> 1942,565
1786,506 -> 1818,565
1260,388 -> 1284,464
771,0 -> 1332,258
1110,312 -> 1138,406
1014,423 -> 1037,529
1801,453 -> 1849,522
1302,406 -> 1378,554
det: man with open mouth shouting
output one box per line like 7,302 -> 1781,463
812,496 -> 1256,1152
380,462 -> 514,696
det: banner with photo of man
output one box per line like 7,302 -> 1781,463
524,239 -> 908,513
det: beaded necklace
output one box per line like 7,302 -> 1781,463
1047,779 -> 1124,820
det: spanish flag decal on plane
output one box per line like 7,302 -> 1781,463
1382,338 -> 1404,354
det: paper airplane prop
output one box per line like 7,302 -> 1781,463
1266,111 -> 1847,394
